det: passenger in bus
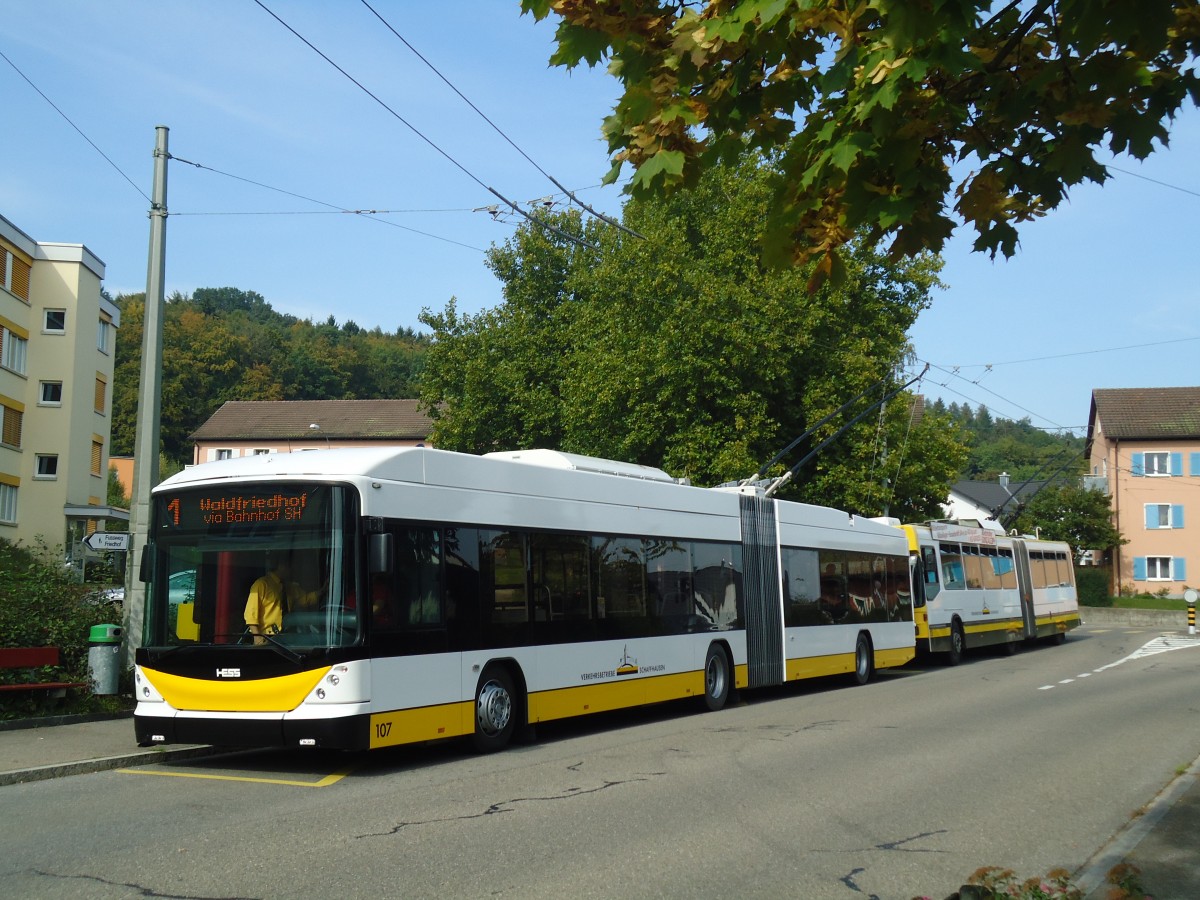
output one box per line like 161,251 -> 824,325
243,553 -> 320,643
367,576 -> 396,629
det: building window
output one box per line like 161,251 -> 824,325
1145,504 -> 1184,529
215,449 -> 233,460
35,454 -> 58,479
1,327 -> 27,375
0,482 -> 16,524
94,375 -> 107,415
253,448 -> 271,455
39,381 -> 63,405
97,317 -> 112,353
1135,556 -> 1187,581
91,439 -> 103,476
43,309 -> 67,333
1147,557 -> 1172,580
1,402 -> 22,448
1144,452 -> 1170,476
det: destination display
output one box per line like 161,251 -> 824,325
156,485 -> 329,532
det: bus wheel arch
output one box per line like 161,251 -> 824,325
947,618 -> 966,666
702,642 -> 732,712
472,661 -> 524,753
853,631 -> 874,685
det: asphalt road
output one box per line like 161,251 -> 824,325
3,625 -> 1198,900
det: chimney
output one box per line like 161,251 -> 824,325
999,472 -> 1010,488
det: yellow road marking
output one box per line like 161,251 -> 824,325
117,765 -> 355,788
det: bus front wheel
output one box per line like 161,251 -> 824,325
473,665 -> 518,753
702,644 -> 731,712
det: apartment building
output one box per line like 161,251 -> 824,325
1086,387 -> 1200,596
0,213 -> 125,554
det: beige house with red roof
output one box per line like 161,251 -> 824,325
190,399 -> 432,465
1087,387 -> 1200,596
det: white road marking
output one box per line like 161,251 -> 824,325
1039,634 -> 1200,690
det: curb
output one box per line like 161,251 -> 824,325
0,709 -> 134,733
1072,753 -> 1200,897
0,744 -> 224,787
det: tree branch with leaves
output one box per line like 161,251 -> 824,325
522,0 -> 1199,286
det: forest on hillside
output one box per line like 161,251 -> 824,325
928,399 -> 1086,485
110,287 -> 429,465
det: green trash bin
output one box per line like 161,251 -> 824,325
88,624 -> 123,695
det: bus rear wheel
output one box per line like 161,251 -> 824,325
702,644 -> 731,711
853,632 -> 874,685
472,665 -> 518,753
947,621 -> 966,666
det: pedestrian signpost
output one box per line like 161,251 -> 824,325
83,532 -> 131,553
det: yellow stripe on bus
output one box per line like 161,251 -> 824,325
370,701 -> 473,748
785,647 -> 914,682
529,671 -> 703,723
142,666 -> 329,712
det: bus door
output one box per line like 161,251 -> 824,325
1011,539 -> 1037,638
913,543 -> 939,643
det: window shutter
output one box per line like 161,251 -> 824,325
91,440 -> 102,476
1,405 -> 21,447
1133,557 -> 1147,580
1172,505 -> 1185,529
1171,453 -> 1183,476
10,258 -> 30,301
1174,558 -> 1187,581
1131,453 -> 1144,476
1145,505 -> 1158,529
1191,453 -> 1200,477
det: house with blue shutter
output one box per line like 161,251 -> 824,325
1086,387 -> 1200,596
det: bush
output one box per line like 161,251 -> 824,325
1074,567 -> 1112,607
0,538 -> 128,720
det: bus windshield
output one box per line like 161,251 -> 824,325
146,482 -> 360,650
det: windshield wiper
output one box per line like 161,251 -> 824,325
212,631 -> 304,664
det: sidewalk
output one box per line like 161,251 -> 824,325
0,712 -> 220,787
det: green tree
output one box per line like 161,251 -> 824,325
522,1 -> 1199,283
1006,482 -> 1124,558
420,153 -> 967,517
106,466 -> 129,510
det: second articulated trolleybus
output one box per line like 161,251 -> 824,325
900,520 -> 1081,664
134,447 -> 915,752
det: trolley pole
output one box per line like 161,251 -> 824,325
1185,589 -> 1197,636
123,125 -> 169,668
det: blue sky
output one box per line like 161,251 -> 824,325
3,1 -> 1197,437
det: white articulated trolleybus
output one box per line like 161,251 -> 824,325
134,447 -> 915,752
900,520 -> 1081,664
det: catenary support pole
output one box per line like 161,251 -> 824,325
122,126 -> 169,668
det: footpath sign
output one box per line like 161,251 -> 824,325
83,532 -> 131,553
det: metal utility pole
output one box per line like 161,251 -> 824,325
122,125 -> 169,667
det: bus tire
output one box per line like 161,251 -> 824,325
1052,629 -> 1067,645
947,620 -> 966,666
702,644 -> 731,712
853,632 -> 874,685
472,665 -> 518,753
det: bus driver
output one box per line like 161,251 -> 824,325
244,552 -> 320,643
